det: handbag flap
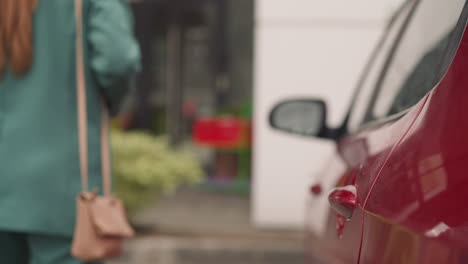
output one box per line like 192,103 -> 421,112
90,196 -> 135,238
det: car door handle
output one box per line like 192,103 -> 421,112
328,185 -> 357,220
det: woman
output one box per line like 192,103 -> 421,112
0,0 -> 141,263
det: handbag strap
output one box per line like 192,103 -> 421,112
75,0 -> 112,196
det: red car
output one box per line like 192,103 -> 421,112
270,0 -> 468,263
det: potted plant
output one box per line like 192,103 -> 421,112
111,130 -> 203,215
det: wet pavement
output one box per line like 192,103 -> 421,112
107,188 -> 305,264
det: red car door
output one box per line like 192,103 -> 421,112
305,91 -> 428,264
356,0 -> 468,263
305,0 -> 468,263
270,0 -> 468,263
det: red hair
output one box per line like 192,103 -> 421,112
0,0 -> 38,78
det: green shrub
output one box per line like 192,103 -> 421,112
111,130 -> 203,214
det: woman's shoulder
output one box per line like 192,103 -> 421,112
35,0 -> 133,19
87,0 -> 133,19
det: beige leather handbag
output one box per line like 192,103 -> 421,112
71,0 -> 135,261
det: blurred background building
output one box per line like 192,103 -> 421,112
111,0 -> 403,262
129,0 -> 253,136
126,0 -> 254,192
125,0 -> 403,226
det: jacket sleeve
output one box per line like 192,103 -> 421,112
87,0 -> 141,114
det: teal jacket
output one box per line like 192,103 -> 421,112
0,0 -> 140,236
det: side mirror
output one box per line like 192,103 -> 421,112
269,99 -> 336,139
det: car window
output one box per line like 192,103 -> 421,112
369,0 -> 466,119
348,3 -> 414,132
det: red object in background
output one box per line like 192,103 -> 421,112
193,117 -> 251,149
310,184 -> 323,196
182,100 -> 198,118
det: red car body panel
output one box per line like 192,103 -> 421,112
305,85 -> 429,264
359,27 -> 468,263
306,4 -> 468,264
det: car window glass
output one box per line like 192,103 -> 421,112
348,4 -> 413,131
371,0 -> 466,118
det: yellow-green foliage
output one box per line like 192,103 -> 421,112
111,130 -> 203,214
